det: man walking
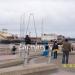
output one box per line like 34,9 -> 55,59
62,39 -> 71,64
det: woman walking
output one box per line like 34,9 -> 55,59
52,41 -> 58,59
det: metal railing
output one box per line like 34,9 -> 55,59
19,44 -> 53,65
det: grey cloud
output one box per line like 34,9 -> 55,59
0,0 -> 75,37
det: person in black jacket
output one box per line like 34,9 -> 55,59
12,45 -> 16,55
25,35 -> 31,45
52,41 -> 58,59
25,35 -> 31,56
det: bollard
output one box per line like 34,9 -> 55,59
48,49 -> 51,63
24,45 -> 30,65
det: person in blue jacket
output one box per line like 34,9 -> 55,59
42,41 -> 49,56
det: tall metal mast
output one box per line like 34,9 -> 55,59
20,13 -> 25,39
41,18 -> 44,36
26,13 -> 37,41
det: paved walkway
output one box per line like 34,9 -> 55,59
50,70 -> 75,75
30,54 -> 75,75
0,54 -> 75,75
0,55 -> 18,62
0,53 -> 75,64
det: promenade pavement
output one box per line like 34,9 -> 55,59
0,52 -> 75,75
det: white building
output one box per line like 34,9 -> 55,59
41,34 -> 58,41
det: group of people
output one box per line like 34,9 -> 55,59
42,38 -> 72,64
12,35 -> 72,64
49,39 -> 71,64
11,35 -> 31,55
24,35 -> 72,64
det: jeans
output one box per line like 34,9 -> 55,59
54,51 -> 57,59
62,51 -> 69,64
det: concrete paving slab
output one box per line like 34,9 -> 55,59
0,63 -> 58,75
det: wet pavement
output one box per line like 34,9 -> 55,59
0,55 -> 18,62
0,54 -> 75,75
50,70 -> 75,75
30,54 -> 75,75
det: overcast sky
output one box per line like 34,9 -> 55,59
0,0 -> 75,38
